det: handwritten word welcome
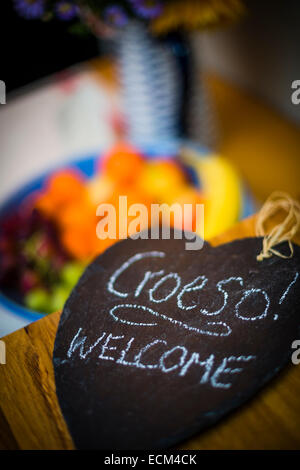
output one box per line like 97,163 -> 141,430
67,328 -> 256,390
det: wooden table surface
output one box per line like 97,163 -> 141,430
1,214 -> 300,450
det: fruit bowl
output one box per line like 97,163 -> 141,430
0,144 -> 255,326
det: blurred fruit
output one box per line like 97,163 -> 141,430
46,169 -> 86,206
61,261 -> 86,287
139,159 -> 186,201
56,198 -> 98,260
101,141 -> 144,187
61,225 -> 96,261
166,185 -> 205,232
20,270 -> 39,295
0,207 -> 71,306
127,189 -> 153,237
104,188 -> 153,240
24,288 -> 51,313
57,199 -> 95,230
36,170 -> 87,220
50,285 -> 71,313
35,192 -> 56,218
87,174 -> 115,206
0,251 -> 16,284
181,150 -> 241,239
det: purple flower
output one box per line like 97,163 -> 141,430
103,5 -> 129,28
129,0 -> 163,19
14,0 -> 45,19
55,2 -> 78,21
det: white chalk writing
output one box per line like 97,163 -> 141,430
67,328 -> 106,359
107,251 -> 165,298
149,273 -> 181,303
235,288 -> 270,321
109,303 -> 232,337
159,346 -> 188,373
177,275 -> 207,310
279,272 -> 299,304
66,328 -> 256,389
66,253 -> 299,389
134,270 -> 164,297
200,277 -> 244,316
210,355 -> 256,389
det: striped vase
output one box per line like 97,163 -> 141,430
117,22 -> 216,151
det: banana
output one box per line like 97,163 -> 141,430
181,148 -> 242,239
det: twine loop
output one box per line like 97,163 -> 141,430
256,191 -> 300,262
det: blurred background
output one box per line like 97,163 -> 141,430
3,0 -> 300,124
0,0 -> 299,336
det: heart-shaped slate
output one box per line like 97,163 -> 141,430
53,231 -> 300,449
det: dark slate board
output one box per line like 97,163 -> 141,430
53,233 -> 300,449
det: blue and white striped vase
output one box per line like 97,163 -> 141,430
116,22 -> 217,152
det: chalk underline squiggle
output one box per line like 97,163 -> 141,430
109,303 -> 232,337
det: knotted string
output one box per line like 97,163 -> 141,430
256,191 -> 300,262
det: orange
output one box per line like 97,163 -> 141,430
61,226 -> 95,261
46,169 -> 86,207
101,142 -> 144,187
139,159 -> 186,201
35,191 -> 57,218
167,185 -> 205,232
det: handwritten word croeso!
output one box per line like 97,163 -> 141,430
107,251 -> 299,336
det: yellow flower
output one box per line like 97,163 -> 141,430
151,0 -> 246,35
